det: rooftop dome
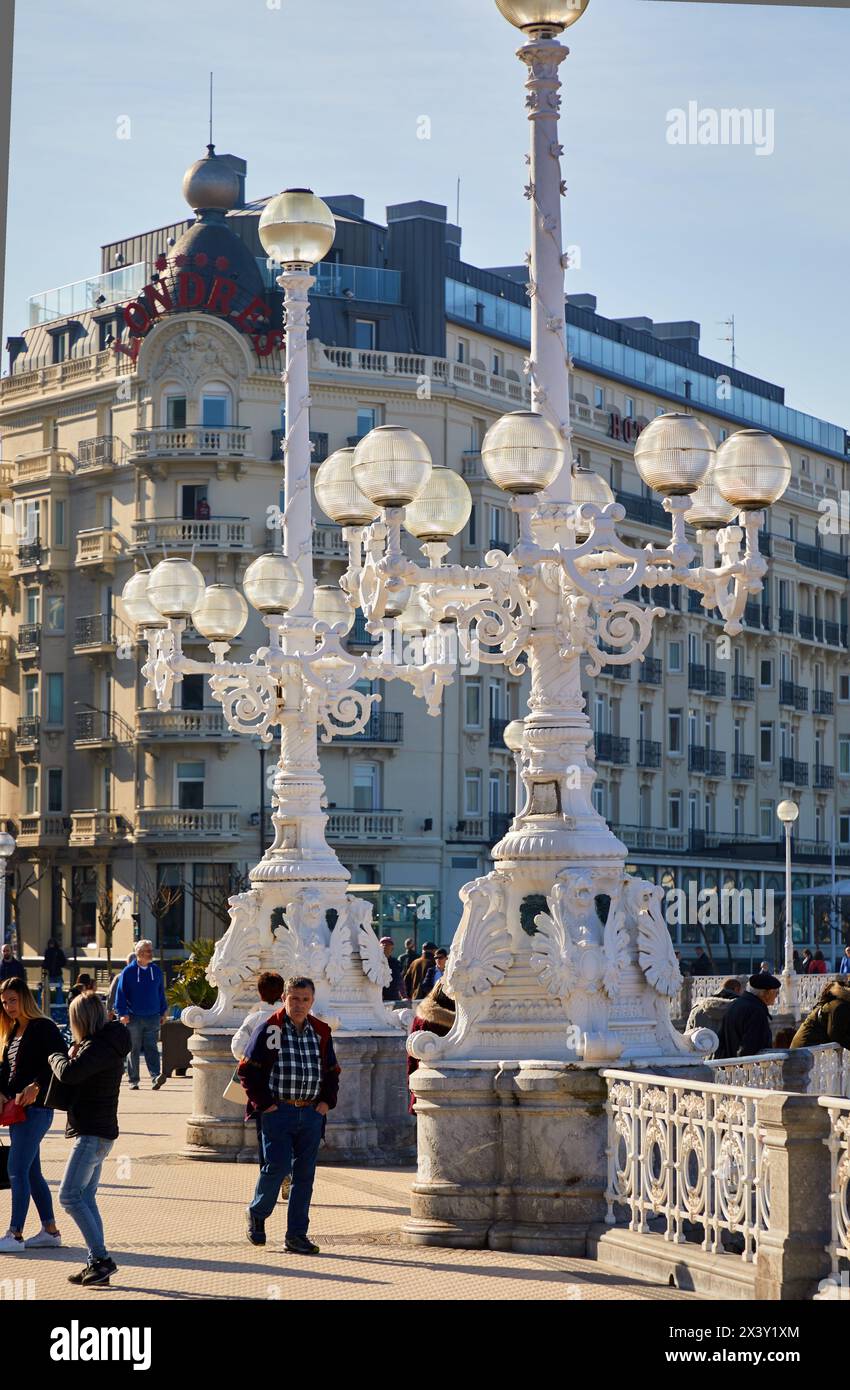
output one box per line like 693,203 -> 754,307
182,144 -> 241,214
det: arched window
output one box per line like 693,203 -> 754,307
201,382 -> 232,428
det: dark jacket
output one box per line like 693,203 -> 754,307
790,981 -> 850,1051
42,945 -> 67,977
407,994 -> 455,1113
382,956 -> 404,1003
47,1021 -> 131,1140
0,1015 -> 67,1105
404,953 -> 435,1000
686,988 -> 740,1036
0,956 -> 24,982
237,1009 -> 340,1116
716,989 -> 773,1058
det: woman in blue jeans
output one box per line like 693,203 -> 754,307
48,992 -> 131,1286
0,975 -> 66,1251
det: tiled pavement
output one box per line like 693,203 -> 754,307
4,1079 -> 695,1301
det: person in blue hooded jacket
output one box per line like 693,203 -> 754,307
113,940 -> 168,1091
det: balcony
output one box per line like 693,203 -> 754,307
600,662 -> 631,680
615,490 -> 668,529
18,624 -> 41,658
595,733 -> 630,765
814,765 -> 835,790
77,435 -> 129,472
74,710 -> 117,748
17,814 -> 68,846
731,674 -> 754,702
311,262 -> 402,304
744,602 -> 770,630
688,662 -> 706,692
27,261 -> 148,327
687,590 -> 702,614
798,615 -> 814,640
325,809 -> 404,842
611,824 -> 687,853
637,739 -> 661,768
14,447 -> 76,482
335,712 -> 404,744
778,608 -> 795,634
779,680 -> 809,711
780,757 -> 809,787
489,717 -> 510,749
135,709 -> 238,741
638,658 -> 662,685
131,426 -> 253,464
134,807 -> 241,840
131,516 -> 251,553
688,745 -> 726,776
73,613 -> 116,654
271,429 -> 329,464
461,450 -> 482,480
69,811 -> 132,846
453,818 -> 486,841
313,524 -> 348,560
824,620 -> 840,646
13,541 -> 45,574
16,717 -> 39,749
732,754 -> 755,780
795,541 -> 848,578
75,527 -> 120,571
706,669 -> 726,697
813,690 -> 834,716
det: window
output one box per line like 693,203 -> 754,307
759,722 -> 773,765
467,504 -> 477,547
352,762 -> 378,811
489,772 -> 502,815
202,394 -> 229,427
489,679 -> 506,721
181,484 -> 209,520
668,641 -> 682,674
46,673 -> 64,726
840,814 -> 850,847
157,864 -> 186,951
734,798 -> 744,836
180,674 -> 205,711
456,337 -> 469,364
464,771 -> 482,818
492,351 -> 503,377
625,397 -> 635,418
759,659 -> 773,689
45,595 -> 65,632
23,674 -> 39,717
789,516 -> 796,542
354,320 -> 376,351
464,678 -> 482,729
53,500 -> 66,547
166,395 -> 187,429
840,737 -> 850,777
668,793 -> 682,831
52,332 -> 70,365
25,586 -> 40,625
594,386 -> 604,409
592,783 -> 606,817
24,766 -> 39,816
801,455 -> 809,474
840,672 -> 850,703
688,792 -> 698,831
760,801 -> 775,839
176,762 -> 205,810
47,769 -> 62,814
668,709 -> 682,754
16,499 -> 40,544
192,863 -> 233,941
356,406 -> 378,438
719,428 -> 728,442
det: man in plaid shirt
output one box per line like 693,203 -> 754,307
239,976 -> 340,1255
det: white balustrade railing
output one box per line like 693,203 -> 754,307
315,344 -> 531,406
710,1044 -> 850,1097
603,1069 -> 770,1262
135,709 -> 235,739
819,1096 -> 850,1285
131,426 -> 253,459
688,973 -> 841,1018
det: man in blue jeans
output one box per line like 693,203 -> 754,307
113,940 -> 168,1090
238,976 -> 340,1255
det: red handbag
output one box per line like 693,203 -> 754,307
0,1099 -> 26,1126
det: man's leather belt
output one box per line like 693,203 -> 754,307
280,1098 -> 315,1108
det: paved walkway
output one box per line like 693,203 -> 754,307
6,1080 -> 695,1301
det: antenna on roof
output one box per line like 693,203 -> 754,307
718,315 -> 736,371
208,72 -> 214,150
456,177 -> 461,227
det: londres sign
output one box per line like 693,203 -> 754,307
112,252 -> 284,363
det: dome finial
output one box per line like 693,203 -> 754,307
181,145 -> 239,216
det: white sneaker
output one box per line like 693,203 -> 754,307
0,1234 -> 25,1252
23,1229 -> 62,1249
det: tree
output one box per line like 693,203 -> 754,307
96,884 -> 123,974
181,863 -> 250,942
136,866 -> 185,965
8,857 -> 50,955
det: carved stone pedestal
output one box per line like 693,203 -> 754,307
181,1029 -> 247,1160
403,1060 -> 608,1254
321,1033 -> 414,1165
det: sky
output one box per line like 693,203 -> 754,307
3,0 -> 848,430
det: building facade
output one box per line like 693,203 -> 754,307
2,147 -> 849,972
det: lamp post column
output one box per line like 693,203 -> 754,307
520,31 -> 572,505
279,266 -> 316,622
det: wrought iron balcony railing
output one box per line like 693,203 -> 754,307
813,690 -> 834,716
731,674 -> 754,702
638,657 -> 662,685
732,754 -> 755,779
489,717 -> 510,749
779,680 -> 809,711
814,764 -> 835,789
780,757 -> 809,786
637,739 -> 661,768
595,733 -> 630,764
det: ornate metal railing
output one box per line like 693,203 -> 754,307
604,1070 -> 770,1262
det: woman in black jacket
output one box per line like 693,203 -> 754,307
0,976 -> 67,1252
48,991 -> 131,1286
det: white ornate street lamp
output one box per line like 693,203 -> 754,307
0,830 -> 16,949
777,799 -> 800,1018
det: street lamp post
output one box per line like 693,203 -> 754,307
777,799 -> 800,1018
0,831 -> 16,949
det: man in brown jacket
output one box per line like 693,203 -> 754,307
404,942 -> 437,1000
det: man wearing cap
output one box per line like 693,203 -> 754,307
405,942 -> 437,1001
380,937 -> 404,1002
716,971 -> 781,1058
